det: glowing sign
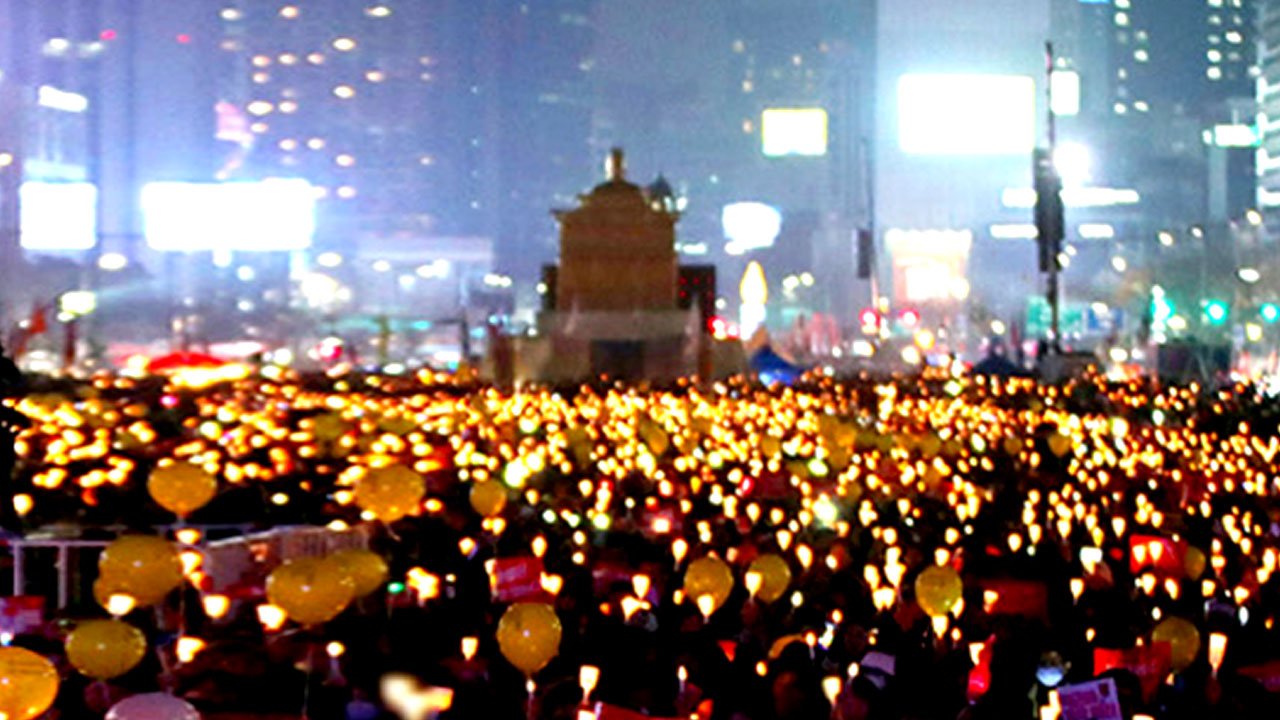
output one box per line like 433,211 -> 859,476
37,85 -> 88,113
1208,124 -> 1259,148
20,182 -> 98,250
898,74 -> 1037,156
722,202 -> 782,254
762,108 -> 828,157
1001,187 -> 1140,208
1050,71 -> 1080,117
739,261 -> 768,306
989,224 -> 1038,240
142,179 -> 316,251
739,261 -> 768,339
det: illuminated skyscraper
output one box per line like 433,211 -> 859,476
1254,0 -> 1280,225
592,0 -> 875,317
214,1 -> 597,275
0,0 -> 217,326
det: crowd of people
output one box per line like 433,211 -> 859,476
2,353 -> 1280,719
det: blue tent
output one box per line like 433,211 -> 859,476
750,345 -> 802,385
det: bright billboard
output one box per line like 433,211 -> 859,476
722,202 -> 782,255
897,74 -> 1036,156
20,182 -> 98,251
762,108 -> 828,157
142,179 -> 316,252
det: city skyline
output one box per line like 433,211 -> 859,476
0,0 -> 1274,369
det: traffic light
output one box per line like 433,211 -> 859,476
1033,148 -> 1064,273
899,308 -> 921,327
1261,303 -> 1279,324
856,229 -> 875,280
1202,299 -> 1229,326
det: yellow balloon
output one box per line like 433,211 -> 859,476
267,556 -> 355,626
148,462 -> 218,517
378,414 -> 417,436
748,554 -> 792,604
312,413 -> 348,442
330,548 -> 390,598
469,481 -> 508,518
1048,434 -> 1071,458
919,434 -> 943,459
1184,547 -> 1207,580
356,465 -> 426,522
65,619 -> 147,680
638,418 -> 670,456
915,565 -> 963,617
0,647 -> 59,720
98,535 -> 184,607
1153,617 -> 1201,673
684,556 -> 734,614
497,602 -> 562,676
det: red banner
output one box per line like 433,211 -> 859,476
979,578 -> 1048,620
0,597 -> 44,636
591,561 -> 634,595
1093,642 -> 1171,702
967,637 -> 995,702
1239,660 -> 1280,693
1128,535 -> 1186,576
594,703 -> 691,720
492,557 -> 546,603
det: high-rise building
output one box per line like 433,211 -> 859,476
1256,0 -> 1280,225
592,0 -> 875,321
0,0 -> 218,331
486,0 -> 599,280
213,2 -> 600,305
215,2 -> 450,243
874,0 -> 1051,323
1066,0 -> 1258,223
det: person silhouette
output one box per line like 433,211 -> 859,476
0,341 -> 28,533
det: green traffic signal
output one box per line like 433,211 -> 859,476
1262,303 -> 1280,324
1202,300 -> 1229,326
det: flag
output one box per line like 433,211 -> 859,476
1093,642 -> 1171,702
27,303 -> 47,335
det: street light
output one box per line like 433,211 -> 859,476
97,253 -> 128,272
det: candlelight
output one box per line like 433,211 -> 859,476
1209,633 -> 1227,676
257,603 -> 287,632
632,574 -> 650,599
580,665 -> 600,703
696,593 -> 716,619
822,676 -> 843,705
672,538 -> 688,564
202,594 -> 230,619
969,642 -> 985,665
620,596 -> 645,621
541,573 -> 564,596
107,593 -> 136,618
796,544 -> 813,571
461,636 -> 478,661
176,636 -> 206,663
931,614 -> 949,638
